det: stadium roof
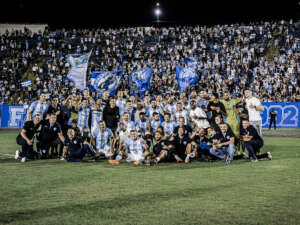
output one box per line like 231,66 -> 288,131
1,0 -> 299,28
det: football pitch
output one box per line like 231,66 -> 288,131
0,130 -> 299,225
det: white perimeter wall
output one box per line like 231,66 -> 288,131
0,24 -> 48,34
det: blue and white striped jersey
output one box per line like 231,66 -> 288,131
174,110 -> 188,124
28,100 -> 49,120
92,127 -> 113,150
135,119 -> 148,134
150,120 -> 161,132
118,121 -> 136,133
77,105 -> 91,129
116,99 -> 126,112
91,106 -> 103,132
161,121 -> 177,135
146,106 -> 162,119
124,138 -> 145,154
162,104 -> 176,114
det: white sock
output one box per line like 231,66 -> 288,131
116,155 -> 122,161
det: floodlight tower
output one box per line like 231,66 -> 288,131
155,2 -> 161,24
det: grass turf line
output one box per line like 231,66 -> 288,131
0,130 -> 299,225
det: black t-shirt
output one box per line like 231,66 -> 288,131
173,125 -> 192,136
269,111 -> 277,120
207,101 -> 226,122
236,102 -> 249,121
22,120 -> 42,140
215,130 -> 235,147
153,139 -> 171,155
173,134 -> 191,153
64,136 -> 83,153
38,120 -> 62,143
240,125 -> 262,142
47,104 -> 61,115
57,105 -> 72,127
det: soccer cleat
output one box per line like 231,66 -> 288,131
21,157 -> 26,163
267,152 -> 272,160
251,159 -> 258,162
109,160 -> 120,165
133,160 -> 140,166
60,157 -> 65,161
15,150 -> 20,160
185,156 -> 190,163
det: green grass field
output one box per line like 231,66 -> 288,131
0,130 -> 299,225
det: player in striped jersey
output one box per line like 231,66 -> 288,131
91,98 -> 103,134
121,130 -> 149,165
26,93 -> 49,120
161,113 -> 177,137
149,112 -> 161,134
115,91 -> 126,113
91,121 -> 117,163
77,99 -> 91,135
174,102 -> 188,125
135,112 -> 149,136
146,99 -> 162,120
118,112 -> 135,133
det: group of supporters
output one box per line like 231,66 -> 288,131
15,86 -> 272,165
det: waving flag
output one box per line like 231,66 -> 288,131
21,80 -> 32,88
184,57 -> 198,69
90,69 -> 123,96
130,68 -> 152,95
176,66 -> 198,92
66,51 -> 91,90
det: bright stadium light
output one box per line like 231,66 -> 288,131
154,2 -> 161,24
155,9 -> 161,16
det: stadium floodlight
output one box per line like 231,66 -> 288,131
154,2 -> 161,24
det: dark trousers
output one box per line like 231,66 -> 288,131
244,139 -> 264,160
16,135 -> 34,159
36,141 -> 51,159
269,119 -> 276,129
67,144 -> 94,162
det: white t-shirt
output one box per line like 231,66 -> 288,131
245,97 -> 262,121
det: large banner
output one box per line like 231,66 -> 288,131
0,102 -> 300,128
261,102 -> 300,128
0,105 -> 28,128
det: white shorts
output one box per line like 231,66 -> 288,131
126,152 -> 145,162
98,146 -> 113,158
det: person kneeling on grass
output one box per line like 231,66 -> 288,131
61,128 -> 95,162
120,130 -> 149,166
209,123 -> 236,164
240,120 -> 272,162
91,121 -> 119,165
149,131 -> 173,165
15,114 -> 42,162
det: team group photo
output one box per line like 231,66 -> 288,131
0,1 -> 299,225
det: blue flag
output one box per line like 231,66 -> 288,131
176,66 -> 198,92
184,57 -> 198,69
21,80 -> 32,88
66,51 -> 91,90
130,68 -> 152,95
90,69 -> 123,96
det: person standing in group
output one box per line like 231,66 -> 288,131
26,93 -> 49,121
244,89 -> 264,136
220,91 -> 240,139
269,109 -> 277,130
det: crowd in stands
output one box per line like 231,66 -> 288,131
1,19 -> 300,105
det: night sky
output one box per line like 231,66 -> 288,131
1,0 -> 300,28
